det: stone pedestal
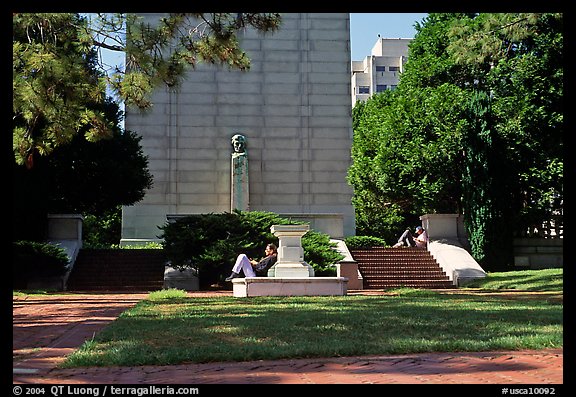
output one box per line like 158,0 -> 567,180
47,214 -> 84,243
267,224 -> 314,278
336,261 -> 363,290
26,214 -> 85,291
231,152 -> 249,212
420,213 -> 466,240
233,224 -> 348,297
164,266 -> 199,291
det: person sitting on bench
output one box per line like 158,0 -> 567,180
225,243 -> 278,281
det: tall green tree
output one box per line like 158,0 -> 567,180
349,14 -> 473,241
13,13 -> 282,166
349,13 -> 562,270
13,13 -> 111,168
461,90 -> 513,269
449,13 -> 563,268
13,97 -> 153,241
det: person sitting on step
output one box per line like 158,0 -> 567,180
392,226 -> 429,249
225,243 -> 278,281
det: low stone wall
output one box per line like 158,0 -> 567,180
427,239 -> 485,286
27,214 -> 84,291
232,277 -> 348,297
513,238 -> 563,269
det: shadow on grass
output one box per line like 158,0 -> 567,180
62,293 -> 563,367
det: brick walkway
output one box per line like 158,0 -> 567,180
13,291 -> 564,385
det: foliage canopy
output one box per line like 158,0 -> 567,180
13,13 -> 282,166
348,13 -> 563,269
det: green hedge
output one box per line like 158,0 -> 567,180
13,241 -> 69,287
344,235 -> 388,249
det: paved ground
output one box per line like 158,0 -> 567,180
13,291 -> 564,385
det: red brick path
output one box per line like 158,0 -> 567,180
13,291 -> 563,385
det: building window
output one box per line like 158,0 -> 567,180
359,86 -> 370,94
375,66 -> 386,72
389,66 -> 400,72
376,85 -> 387,92
390,85 -> 397,91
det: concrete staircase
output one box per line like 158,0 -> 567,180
66,249 -> 166,292
349,247 -> 454,289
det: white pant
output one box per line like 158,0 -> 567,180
231,254 -> 256,277
397,229 -> 415,247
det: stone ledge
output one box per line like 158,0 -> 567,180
232,277 -> 348,297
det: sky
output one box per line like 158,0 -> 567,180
101,13 -> 429,70
349,13 -> 428,61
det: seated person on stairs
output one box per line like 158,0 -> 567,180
392,226 -> 429,249
225,243 -> 278,281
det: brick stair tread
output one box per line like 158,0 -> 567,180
66,249 -> 166,291
365,280 -> 453,284
356,263 -> 439,266
359,268 -> 442,272
359,271 -> 447,276
350,246 -> 454,290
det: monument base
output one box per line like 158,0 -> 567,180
232,277 -> 348,297
164,266 -> 199,291
268,262 -> 314,278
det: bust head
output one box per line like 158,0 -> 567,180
231,134 -> 247,153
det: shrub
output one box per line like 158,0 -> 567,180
13,241 -> 70,287
82,206 -> 122,248
159,211 -> 344,287
344,235 -> 388,249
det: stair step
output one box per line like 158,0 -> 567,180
361,272 -> 449,278
66,249 -> 166,292
350,247 -> 454,290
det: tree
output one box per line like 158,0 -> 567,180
348,13 -> 562,270
13,13 -> 282,166
349,83 -> 469,241
13,98 -> 153,241
461,90 -> 512,270
13,13 -> 112,168
34,98 -> 153,215
448,13 -> 563,267
13,12 -> 281,244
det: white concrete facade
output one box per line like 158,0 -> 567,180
351,38 -> 411,107
121,13 -> 355,244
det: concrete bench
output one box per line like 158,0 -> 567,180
232,276 -> 348,297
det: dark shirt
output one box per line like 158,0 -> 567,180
254,254 -> 277,275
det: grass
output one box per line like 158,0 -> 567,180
13,289 -> 62,296
60,269 -> 563,368
460,268 -> 563,291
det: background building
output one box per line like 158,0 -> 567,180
351,38 -> 411,107
121,13 -> 356,245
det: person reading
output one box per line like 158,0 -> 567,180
225,243 -> 278,281
392,226 -> 428,248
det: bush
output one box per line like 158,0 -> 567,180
82,206 -> 122,248
159,211 -> 344,287
13,241 -> 70,287
344,235 -> 388,249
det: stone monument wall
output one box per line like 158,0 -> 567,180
121,13 -> 355,244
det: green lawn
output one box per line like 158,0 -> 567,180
61,269 -> 563,368
461,268 -> 563,291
